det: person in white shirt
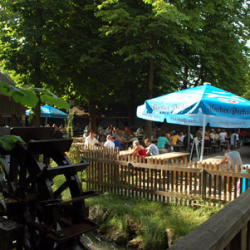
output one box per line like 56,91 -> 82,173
219,129 -> 228,142
179,131 -> 185,142
144,138 -> 159,156
210,129 -> 219,144
84,132 -> 102,147
230,130 -> 239,148
104,135 -> 115,150
221,145 -> 242,170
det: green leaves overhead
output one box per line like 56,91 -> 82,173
0,135 -> 25,168
0,81 -> 39,107
34,88 -> 69,110
0,0 -> 249,127
0,135 -> 25,151
0,81 -> 69,110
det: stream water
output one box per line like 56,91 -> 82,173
82,232 -> 134,250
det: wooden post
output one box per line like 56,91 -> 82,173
202,169 -> 207,200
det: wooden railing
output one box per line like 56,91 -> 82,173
75,148 -> 250,204
169,189 -> 250,250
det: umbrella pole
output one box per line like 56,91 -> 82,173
200,115 -> 206,161
187,126 -> 190,152
45,117 -> 48,126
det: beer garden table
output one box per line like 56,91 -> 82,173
146,152 -> 190,164
200,155 -> 224,165
119,149 -> 133,156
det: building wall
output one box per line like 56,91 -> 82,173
0,95 -> 26,126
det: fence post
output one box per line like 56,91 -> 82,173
201,169 -> 207,200
128,163 -> 132,190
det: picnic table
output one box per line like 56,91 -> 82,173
119,149 -> 133,156
146,152 -> 190,164
200,155 -> 224,165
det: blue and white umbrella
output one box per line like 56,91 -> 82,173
137,83 -> 250,160
26,104 -> 68,125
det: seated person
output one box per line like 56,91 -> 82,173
219,129 -> 228,142
122,130 -> 131,140
210,129 -> 219,144
171,132 -> 181,145
53,124 -> 63,139
104,125 -> 113,136
204,132 -> 211,147
230,129 -> 239,148
144,138 -> 159,156
157,134 -> 171,154
59,124 -> 66,133
83,129 -> 92,139
104,135 -> 115,149
125,126 -> 132,135
112,127 -> 119,139
116,130 -> 124,142
221,145 -> 242,171
131,141 -> 147,158
179,131 -> 185,143
111,136 -> 123,151
97,129 -> 106,143
84,132 -> 102,147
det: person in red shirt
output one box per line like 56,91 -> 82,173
131,140 -> 147,158
125,126 -> 132,135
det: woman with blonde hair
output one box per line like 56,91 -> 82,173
131,140 -> 147,158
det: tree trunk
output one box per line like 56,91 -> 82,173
32,100 -> 41,127
144,59 -> 154,140
89,102 -> 97,132
32,29 -> 43,127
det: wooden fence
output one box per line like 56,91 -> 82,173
169,189 -> 250,250
70,146 -> 250,249
74,147 -> 250,204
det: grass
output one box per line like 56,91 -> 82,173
62,148 -> 221,248
86,193 -> 221,249
0,148 -> 222,249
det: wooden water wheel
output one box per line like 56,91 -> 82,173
0,128 -> 98,249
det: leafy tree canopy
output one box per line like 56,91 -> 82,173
0,0 -> 249,129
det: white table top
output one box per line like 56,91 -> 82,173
146,152 -> 190,160
200,155 -> 224,164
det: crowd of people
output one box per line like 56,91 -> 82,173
81,124 -> 248,161
3,120 -> 246,163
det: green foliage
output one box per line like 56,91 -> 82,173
0,79 -> 69,163
0,135 -> 25,151
35,88 -> 69,110
66,109 -> 75,138
86,194 -> 220,249
0,135 -> 25,168
0,0 -> 249,125
0,81 -> 39,108
0,81 -> 70,110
